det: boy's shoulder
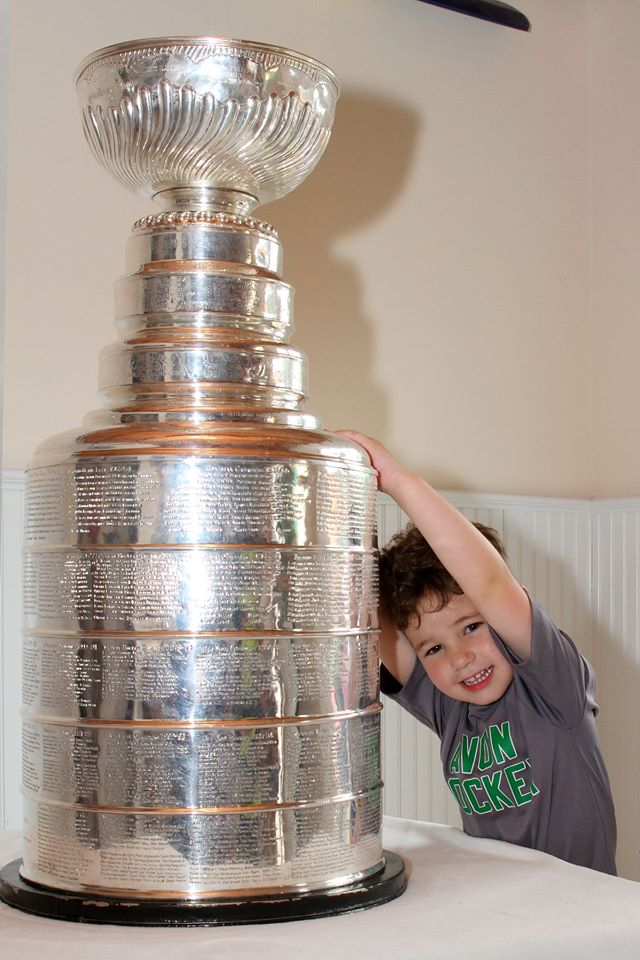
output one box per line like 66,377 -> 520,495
490,598 -> 596,727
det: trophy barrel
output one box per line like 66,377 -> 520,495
0,37 -> 406,924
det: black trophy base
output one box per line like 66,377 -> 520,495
0,851 -> 406,926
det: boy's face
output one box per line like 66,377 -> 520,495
403,592 -> 514,706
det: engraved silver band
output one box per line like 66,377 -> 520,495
127,221 -> 282,278
25,458 -> 376,547
23,631 -> 379,721
21,793 -> 381,897
114,272 -> 293,328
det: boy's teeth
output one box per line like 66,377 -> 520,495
462,666 -> 493,687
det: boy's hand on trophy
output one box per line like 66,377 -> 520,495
336,431 -> 411,497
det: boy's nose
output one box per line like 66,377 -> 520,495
450,644 -> 474,670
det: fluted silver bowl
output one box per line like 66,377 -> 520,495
75,37 -> 340,210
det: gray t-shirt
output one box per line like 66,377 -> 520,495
382,598 -> 617,874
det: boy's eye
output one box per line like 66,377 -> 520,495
463,622 -> 483,636
425,644 -> 442,656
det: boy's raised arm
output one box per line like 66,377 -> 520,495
379,608 -> 418,686
338,430 -> 532,660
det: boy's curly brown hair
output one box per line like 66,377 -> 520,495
379,521 -> 506,630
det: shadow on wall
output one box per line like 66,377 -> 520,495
260,90 -> 420,432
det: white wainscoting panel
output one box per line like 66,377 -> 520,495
1,472 -> 638,878
591,502 -> 640,881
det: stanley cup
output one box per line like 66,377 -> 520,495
3,37 -> 405,920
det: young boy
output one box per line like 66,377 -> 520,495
340,431 -> 617,875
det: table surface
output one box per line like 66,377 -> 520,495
1,817 -> 639,960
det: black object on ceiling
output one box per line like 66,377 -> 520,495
418,0 -> 530,32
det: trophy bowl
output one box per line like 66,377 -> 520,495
75,36 -> 340,211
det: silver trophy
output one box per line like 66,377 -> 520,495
0,37 -> 405,924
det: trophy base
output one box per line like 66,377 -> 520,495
0,851 -> 406,926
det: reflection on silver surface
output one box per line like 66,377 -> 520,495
115,270 -> 293,327
126,218 -> 283,279
24,547 -> 377,633
98,342 -> 306,397
22,713 -> 380,808
23,632 -> 378,721
22,37 -> 384,899
25,459 -> 375,547
22,793 -> 381,896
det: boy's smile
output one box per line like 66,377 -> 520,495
403,593 -> 514,705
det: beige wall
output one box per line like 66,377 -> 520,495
0,0 -> 9,468
2,0 -> 637,497
588,1 -> 640,498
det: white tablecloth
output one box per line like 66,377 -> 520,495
1,817 -> 639,959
